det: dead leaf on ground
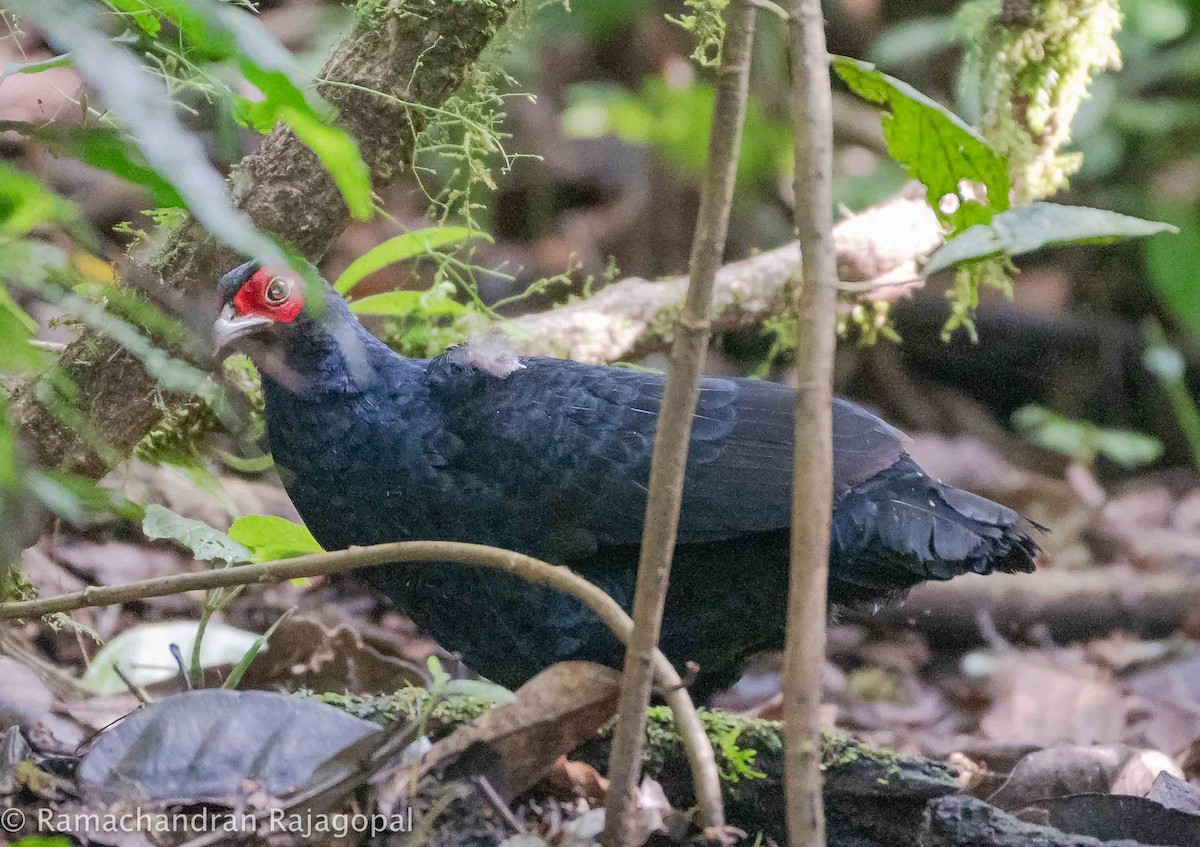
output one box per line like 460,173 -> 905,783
77,689 -> 380,804
0,726 -> 31,795
1148,771 -> 1200,817
988,744 -> 1181,811
0,657 -> 53,732
381,661 -> 620,813
238,615 -> 425,693
541,756 -> 609,805
980,653 -> 1127,746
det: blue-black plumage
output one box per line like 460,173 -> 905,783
215,262 -> 1041,697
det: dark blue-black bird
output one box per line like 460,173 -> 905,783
214,261 -> 1040,698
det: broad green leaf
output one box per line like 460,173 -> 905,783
334,227 -> 488,294
0,121 -> 182,207
8,0 -> 300,277
1145,203 -> 1200,338
832,56 -> 1010,230
82,620 -> 262,694
0,161 -> 76,237
143,504 -> 251,563
0,290 -> 42,374
925,203 -> 1178,276
349,290 -> 468,317
0,402 -> 15,486
27,470 -> 144,525
109,0 -> 372,219
228,514 -> 324,562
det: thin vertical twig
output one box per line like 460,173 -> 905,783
601,3 -> 758,844
782,0 -> 838,845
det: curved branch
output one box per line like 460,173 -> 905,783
0,539 -> 722,833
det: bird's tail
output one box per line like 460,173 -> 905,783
829,455 -> 1042,605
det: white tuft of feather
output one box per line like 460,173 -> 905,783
457,332 -> 526,378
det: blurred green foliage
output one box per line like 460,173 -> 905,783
563,78 -> 790,189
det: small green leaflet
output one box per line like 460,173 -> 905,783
334,227 -> 489,294
1012,405 -> 1163,469
925,203 -> 1178,276
832,56 -> 1010,231
0,53 -> 74,82
143,504 -> 251,564
348,290 -> 469,317
228,514 -> 324,562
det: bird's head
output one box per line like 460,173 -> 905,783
212,260 -> 307,354
213,260 -> 379,394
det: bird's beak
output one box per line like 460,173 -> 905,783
213,304 -> 272,354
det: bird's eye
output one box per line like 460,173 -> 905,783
264,277 -> 291,305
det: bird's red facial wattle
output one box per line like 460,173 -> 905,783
233,268 -> 304,324
213,266 -> 305,352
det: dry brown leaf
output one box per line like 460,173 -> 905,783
981,654 -> 1127,746
0,657 -> 53,732
380,661 -> 620,813
237,615 -> 425,693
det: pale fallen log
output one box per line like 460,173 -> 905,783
507,182 -> 942,362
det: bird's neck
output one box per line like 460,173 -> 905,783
260,309 -> 416,399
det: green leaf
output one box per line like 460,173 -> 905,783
274,102 -> 372,221
228,514 -> 324,562
1013,405 -> 1163,468
925,203 -> 1178,276
0,121 -> 183,207
81,620 -> 262,694
109,0 -> 372,220
832,56 -> 1010,230
143,504 -> 251,563
0,53 -> 73,82
334,227 -> 488,294
0,290 -> 42,374
444,677 -> 518,703
348,290 -> 469,317
0,161 -> 77,237
1146,203 -> 1200,338
8,0 -> 301,277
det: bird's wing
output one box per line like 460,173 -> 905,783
425,354 -> 912,550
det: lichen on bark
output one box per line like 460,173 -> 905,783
963,0 -> 1123,203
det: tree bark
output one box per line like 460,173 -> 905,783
9,0 -> 519,478
601,5 -> 758,842
782,1 -> 839,846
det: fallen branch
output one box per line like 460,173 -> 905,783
11,0 -> 520,478
603,2 -> 756,841
869,567 -> 1200,647
507,182 -> 941,363
0,538 -> 722,834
